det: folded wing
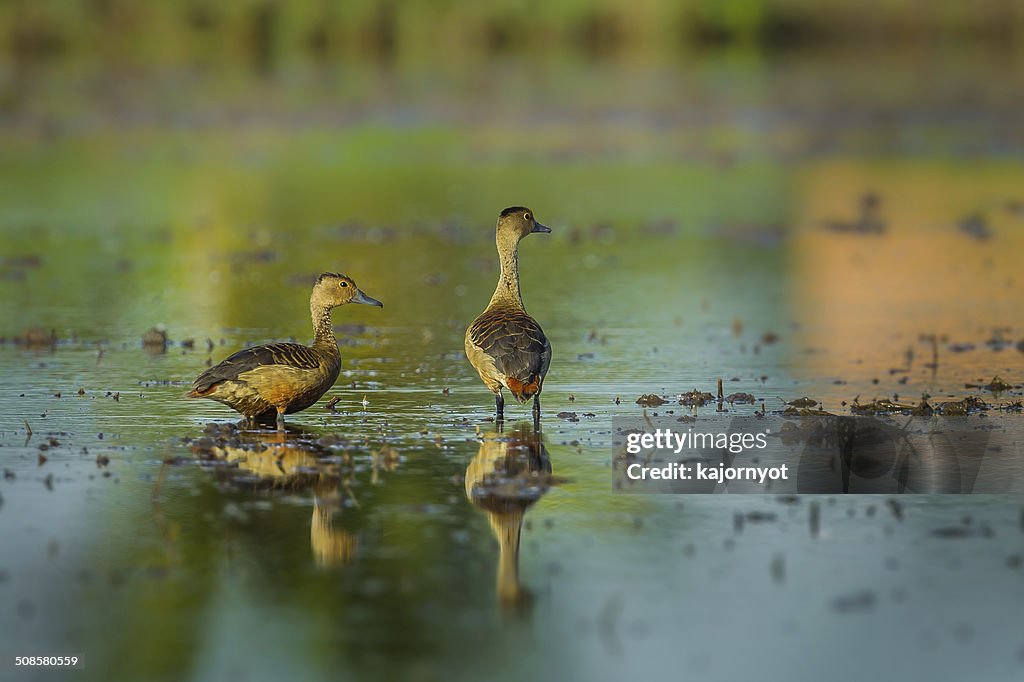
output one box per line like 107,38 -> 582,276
190,343 -> 323,395
469,308 -> 550,400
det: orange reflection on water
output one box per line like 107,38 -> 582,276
789,161 -> 1024,396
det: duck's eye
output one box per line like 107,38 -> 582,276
524,212 -> 532,222
339,281 -> 348,288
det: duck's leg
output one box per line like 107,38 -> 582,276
495,392 -> 505,422
276,408 -> 286,432
532,394 -> 541,428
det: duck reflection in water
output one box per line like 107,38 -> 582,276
465,423 -> 553,614
196,426 -> 360,568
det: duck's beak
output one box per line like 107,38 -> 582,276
352,289 -> 383,307
531,222 -> 551,234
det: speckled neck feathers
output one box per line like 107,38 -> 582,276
488,236 -> 524,309
311,303 -> 338,349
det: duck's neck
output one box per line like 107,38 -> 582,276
493,509 -> 524,604
311,303 -> 337,349
488,237 -> 524,309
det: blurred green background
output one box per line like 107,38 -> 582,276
4,0 -> 1024,62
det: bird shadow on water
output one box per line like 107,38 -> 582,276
465,422 -> 555,617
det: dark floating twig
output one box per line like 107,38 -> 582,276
809,500 -> 821,538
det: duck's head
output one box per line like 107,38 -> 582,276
496,206 -> 551,243
311,272 -> 383,309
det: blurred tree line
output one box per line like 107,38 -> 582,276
2,0 -> 1022,66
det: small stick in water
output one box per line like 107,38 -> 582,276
810,500 -> 821,538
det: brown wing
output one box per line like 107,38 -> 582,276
191,343 -> 323,394
469,308 -> 550,398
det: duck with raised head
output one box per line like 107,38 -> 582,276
188,272 -> 382,429
465,207 -> 552,424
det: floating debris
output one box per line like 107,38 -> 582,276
142,326 -> 168,351
850,398 -> 930,416
820,193 -> 886,235
783,406 -> 834,417
679,390 -> 714,407
931,525 -> 993,539
965,375 -> 1014,392
936,396 -> 988,416
958,212 -> 991,241
636,394 -> 667,407
726,393 -> 756,404
787,397 -> 818,408
831,589 -> 877,613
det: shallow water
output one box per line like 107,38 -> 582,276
2,48 -> 1024,681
